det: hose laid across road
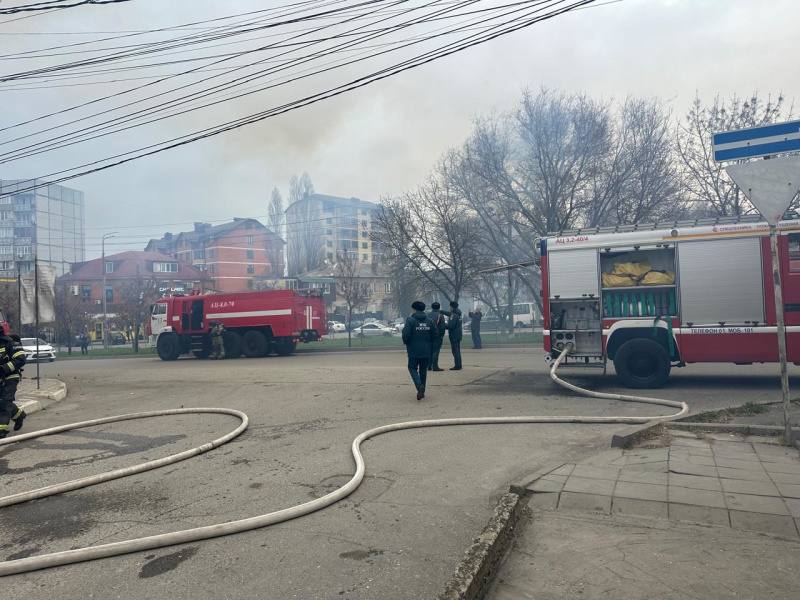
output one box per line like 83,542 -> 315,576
0,346 -> 687,576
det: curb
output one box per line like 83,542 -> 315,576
509,462 -> 565,496
611,420 -> 664,448
15,379 -> 67,417
438,492 -> 527,600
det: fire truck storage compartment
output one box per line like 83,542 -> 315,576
678,236 -> 764,326
550,299 -> 601,355
548,248 -> 599,299
599,246 -> 677,318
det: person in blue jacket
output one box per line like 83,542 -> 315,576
402,301 -> 436,400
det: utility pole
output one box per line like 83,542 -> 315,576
16,254 -> 22,334
101,232 -> 118,350
34,255 -> 40,389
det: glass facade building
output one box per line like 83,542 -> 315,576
0,179 -> 85,277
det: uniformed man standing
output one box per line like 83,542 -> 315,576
445,300 -> 463,370
0,333 -> 27,439
402,301 -> 436,400
428,302 -> 446,371
468,308 -> 483,349
211,322 -> 226,360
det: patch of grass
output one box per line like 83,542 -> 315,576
57,346 -> 156,360
299,331 -> 542,352
687,401 -> 771,424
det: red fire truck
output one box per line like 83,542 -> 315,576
151,289 -> 326,361
542,215 -> 800,388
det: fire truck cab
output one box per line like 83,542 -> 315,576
542,216 -> 800,388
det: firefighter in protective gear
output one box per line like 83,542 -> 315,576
211,322 -> 226,360
0,333 -> 27,438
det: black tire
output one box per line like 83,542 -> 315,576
273,338 -> 296,356
242,330 -> 269,358
157,333 -> 181,361
222,331 -> 242,359
515,321 -> 525,329
613,337 -> 670,389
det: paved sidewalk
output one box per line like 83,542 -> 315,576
15,378 -> 67,417
488,429 -> 800,599
526,429 -> 800,537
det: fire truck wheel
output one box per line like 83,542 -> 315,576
242,330 -> 269,358
273,339 -> 296,356
222,331 -> 242,359
613,338 -> 670,389
156,333 -> 180,361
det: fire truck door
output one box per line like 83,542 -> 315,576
779,233 -> 800,326
180,300 -> 190,330
191,299 -> 204,330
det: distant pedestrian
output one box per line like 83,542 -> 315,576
211,322 -> 226,359
80,333 -> 90,355
0,333 -> 27,438
445,300 -> 463,370
468,308 -> 483,349
402,301 -> 436,400
428,302 -> 446,371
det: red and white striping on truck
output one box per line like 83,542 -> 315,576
541,215 -> 800,388
151,289 -> 326,361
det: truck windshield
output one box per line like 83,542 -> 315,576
152,304 -> 167,315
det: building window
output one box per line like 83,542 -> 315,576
361,231 -> 368,238
0,228 -> 12,238
361,220 -> 367,228
105,286 -> 113,303
207,248 -> 215,259
247,264 -> 255,274
326,218 -> 333,224
81,285 -> 91,298
15,245 -> 31,256
209,264 -> 215,274
326,229 -> 332,235
246,235 -> 254,245
105,261 -> 114,273
153,262 -> 178,273
0,212 -> 11,221
362,254 -> 368,261
384,282 -> 391,293
246,249 -> 254,259
361,242 -> 368,249
0,245 -> 11,255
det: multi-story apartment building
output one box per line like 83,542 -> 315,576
285,194 -> 382,276
0,179 -> 85,277
145,218 -> 284,292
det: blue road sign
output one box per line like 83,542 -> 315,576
713,119 -> 800,162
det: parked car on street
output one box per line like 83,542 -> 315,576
328,321 -> 346,333
109,331 -> 127,345
352,322 -> 397,337
20,337 -> 56,362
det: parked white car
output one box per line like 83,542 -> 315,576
352,322 -> 397,337
20,338 -> 56,362
327,321 -> 346,333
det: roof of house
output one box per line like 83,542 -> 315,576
61,251 -> 208,281
146,217 -> 285,250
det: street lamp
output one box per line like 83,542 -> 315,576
101,232 -> 118,349
16,253 -> 24,334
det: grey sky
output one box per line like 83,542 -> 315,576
0,0 -> 796,258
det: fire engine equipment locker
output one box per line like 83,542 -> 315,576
678,237 -> 764,325
548,248 -> 599,298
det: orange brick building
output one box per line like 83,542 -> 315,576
146,218 -> 285,292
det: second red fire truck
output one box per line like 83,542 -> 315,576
151,289 -> 326,361
542,215 -> 800,388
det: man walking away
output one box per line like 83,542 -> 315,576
428,302 -> 446,371
0,333 -> 27,438
468,308 -> 483,349
402,301 -> 435,400
446,301 -> 463,370
211,322 -> 226,360
80,332 -> 89,355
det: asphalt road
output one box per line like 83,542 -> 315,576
1,348 -> 797,599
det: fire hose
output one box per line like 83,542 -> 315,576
0,345 -> 688,576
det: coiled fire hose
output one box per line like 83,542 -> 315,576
0,345 -> 687,576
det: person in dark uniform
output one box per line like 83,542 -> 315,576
211,322 -> 226,359
0,333 -> 27,438
468,308 -> 483,349
428,301 -> 446,372
402,301 -> 436,400
445,300 -> 463,370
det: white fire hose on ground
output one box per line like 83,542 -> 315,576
0,345 -> 687,576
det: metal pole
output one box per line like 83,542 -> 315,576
34,256 -> 40,390
769,225 -> 792,443
102,234 -> 108,350
16,260 -> 21,334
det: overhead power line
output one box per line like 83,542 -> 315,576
0,0 -> 133,15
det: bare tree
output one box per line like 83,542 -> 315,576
676,92 -> 793,217
287,172 -> 324,275
267,187 -> 285,276
53,286 -> 89,354
375,168 -> 485,304
335,250 -> 371,348
116,269 -> 159,352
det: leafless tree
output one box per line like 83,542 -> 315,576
116,269 -> 160,352
287,172 -> 324,275
53,286 -> 90,354
335,250 -> 371,348
267,187 -> 285,276
374,168 -> 485,304
676,92 -> 793,217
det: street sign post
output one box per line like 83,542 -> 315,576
713,119 -> 800,162
713,121 -> 800,443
